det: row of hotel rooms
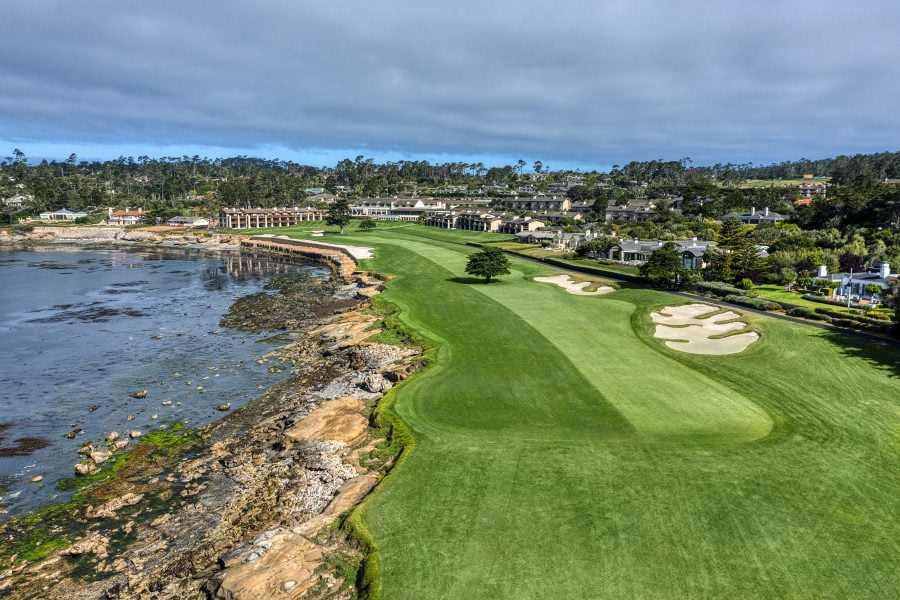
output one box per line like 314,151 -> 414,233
31,196 -> 789,231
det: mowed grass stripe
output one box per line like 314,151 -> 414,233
357,237 -> 634,440
370,235 -> 773,442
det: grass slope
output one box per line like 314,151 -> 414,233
265,227 -> 900,599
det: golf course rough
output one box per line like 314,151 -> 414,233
650,303 -> 760,355
263,226 -> 900,600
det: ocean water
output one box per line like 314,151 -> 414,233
0,245 -> 326,519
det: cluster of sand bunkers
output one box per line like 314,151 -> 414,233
534,276 -> 757,356
534,274 -> 615,296
650,303 -> 759,355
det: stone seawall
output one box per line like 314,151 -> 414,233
32,226 -> 121,240
242,237 -> 358,281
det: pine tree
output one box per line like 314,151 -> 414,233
640,242 -> 687,289
465,246 -> 511,283
325,198 -> 351,233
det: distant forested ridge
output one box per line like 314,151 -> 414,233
692,150 -> 900,184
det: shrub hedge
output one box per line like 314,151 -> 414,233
787,306 -> 896,333
723,294 -> 783,312
694,281 -> 743,297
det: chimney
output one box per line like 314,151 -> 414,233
817,265 -> 828,278
750,207 -> 756,215
764,207 -> 770,216
107,207 -> 113,217
881,262 -> 890,278
692,236 -> 697,244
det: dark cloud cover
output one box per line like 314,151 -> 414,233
1,0 -> 898,166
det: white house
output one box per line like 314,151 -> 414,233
39,208 -> 88,221
166,216 -> 210,228
107,207 -> 144,226
2,193 -> 32,209
817,263 -> 896,301
720,207 -> 786,225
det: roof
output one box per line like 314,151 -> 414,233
167,216 -> 208,223
515,231 -> 555,239
613,239 -> 715,253
721,208 -> 785,221
221,207 -> 321,214
41,208 -> 87,215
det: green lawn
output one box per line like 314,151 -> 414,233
752,284 -> 896,316
568,257 -> 642,276
279,229 -> 900,598
382,224 -> 517,244
738,178 -> 830,188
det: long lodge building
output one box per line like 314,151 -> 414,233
219,206 -> 324,228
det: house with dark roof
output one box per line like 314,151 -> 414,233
607,238 -> 716,269
533,211 -> 582,225
569,202 -> 595,214
514,229 -> 600,251
455,212 -> 503,232
514,230 -> 556,244
720,207 -> 785,224
498,217 -> 545,234
604,199 -> 657,222
501,196 -> 571,212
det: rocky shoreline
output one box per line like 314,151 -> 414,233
0,226 -> 245,251
0,247 -> 421,599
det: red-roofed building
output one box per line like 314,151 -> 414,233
107,207 -> 144,226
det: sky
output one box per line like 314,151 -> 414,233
1,0 -> 898,170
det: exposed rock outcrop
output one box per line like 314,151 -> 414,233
1,226 -> 245,250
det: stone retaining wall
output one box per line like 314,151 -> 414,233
243,237 -> 357,280
32,226 -> 121,240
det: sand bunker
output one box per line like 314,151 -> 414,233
310,240 -> 373,259
650,303 -> 759,355
534,274 -> 614,296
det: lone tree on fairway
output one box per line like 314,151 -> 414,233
358,218 -> 376,231
465,246 -> 511,283
326,198 -> 352,233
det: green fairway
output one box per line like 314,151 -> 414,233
268,227 -> 900,598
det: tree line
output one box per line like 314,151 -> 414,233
2,148 -> 900,236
